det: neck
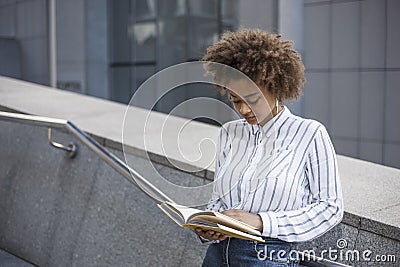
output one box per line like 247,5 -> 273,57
258,104 -> 283,126
272,104 -> 283,117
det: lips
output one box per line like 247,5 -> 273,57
245,116 -> 256,121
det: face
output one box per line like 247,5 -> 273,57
227,79 -> 275,125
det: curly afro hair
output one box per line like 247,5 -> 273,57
202,28 -> 306,101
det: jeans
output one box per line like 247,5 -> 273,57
202,237 -> 300,267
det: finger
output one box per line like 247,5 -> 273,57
210,234 -> 219,239
198,232 -> 208,239
212,232 -> 224,238
211,235 -> 222,241
218,235 -> 228,241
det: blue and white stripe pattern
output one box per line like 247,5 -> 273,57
207,106 -> 343,242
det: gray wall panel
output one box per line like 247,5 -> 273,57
330,72 -> 359,139
385,71 -> 400,143
0,38 -> 21,79
0,3 -> 16,37
386,0 -> 400,68
304,0 -> 400,168
303,72 -> 330,127
360,140 -> 383,164
16,0 -> 47,39
56,0 -> 86,93
360,0 -> 386,69
304,3 -> 330,69
384,143 -> 400,169
333,138 -> 358,158
360,72 -> 384,141
331,1 -> 361,69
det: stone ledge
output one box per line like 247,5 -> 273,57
1,75 -> 400,244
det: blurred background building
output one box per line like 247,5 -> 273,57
0,0 -> 399,169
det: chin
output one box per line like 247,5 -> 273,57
245,118 -> 258,124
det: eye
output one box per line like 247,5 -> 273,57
232,100 -> 241,104
247,97 -> 261,105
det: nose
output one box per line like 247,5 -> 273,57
239,102 -> 252,115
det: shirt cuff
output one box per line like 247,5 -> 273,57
258,211 -> 279,238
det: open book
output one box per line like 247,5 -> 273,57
157,201 -> 264,242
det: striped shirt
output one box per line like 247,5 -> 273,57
207,105 -> 343,242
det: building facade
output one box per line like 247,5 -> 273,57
0,0 -> 399,169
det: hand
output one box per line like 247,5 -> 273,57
195,228 -> 228,241
221,209 -> 263,232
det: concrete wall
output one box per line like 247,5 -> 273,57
0,120 -> 208,267
1,107 -> 399,266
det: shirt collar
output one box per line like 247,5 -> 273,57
247,105 -> 291,136
243,106 -> 292,135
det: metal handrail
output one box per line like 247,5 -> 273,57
0,111 -> 173,204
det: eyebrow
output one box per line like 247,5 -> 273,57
244,92 -> 259,98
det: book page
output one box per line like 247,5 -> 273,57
157,204 -> 184,226
182,223 -> 264,242
218,224 -> 264,242
163,201 -> 261,236
189,214 -> 261,236
216,212 -> 259,230
159,202 -> 265,242
164,202 -> 214,222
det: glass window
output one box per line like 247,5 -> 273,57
221,0 -> 238,29
111,0 -> 131,62
159,0 -> 186,17
130,22 -> 156,62
188,0 -> 217,17
111,66 -> 132,104
221,0 -> 238,21
110,0 -> 239,109
189,17 -> 218,59
134,0 -> 156,20
134,65 -> 156,91
132,65 -> 156,109
158,17 -> 187,68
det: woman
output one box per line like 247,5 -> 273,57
195,29 -> 343,266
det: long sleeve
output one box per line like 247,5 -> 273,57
206,124 -> 230,212
198,125 -> 230,243
258,125 -> 344,242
